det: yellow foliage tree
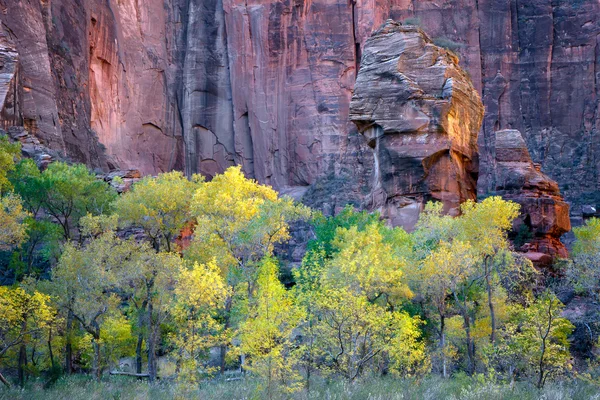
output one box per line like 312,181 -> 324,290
456,197 -> 521,344
50,220 -> 142,380
0,134 -> 21,194
311,286 -> 427,380
239,258 -> 305,398
327,223 -> 413,303
170,260 -> 228,383
123,250 -> 184,380
0,286 -> 54,387
188,166 -> 310,371
0,194 -> 29,251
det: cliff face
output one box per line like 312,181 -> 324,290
0,0 -> 185,174
1,0 -> 599,216
350,21 -> 483,230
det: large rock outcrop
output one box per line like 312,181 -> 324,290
493,129 -> 571,264
349,21 -> 483,230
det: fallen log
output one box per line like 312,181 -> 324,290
0,371 -> 10,387
109,371 -> 150,378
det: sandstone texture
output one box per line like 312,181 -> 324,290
350,21 -> 483,230
492,129 -> 571,264
1,0 -> 599,233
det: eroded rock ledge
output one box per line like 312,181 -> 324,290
492,129 -> 570,265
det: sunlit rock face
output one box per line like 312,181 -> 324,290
350,21 -> 484,230
493,129 -> 570,264
0,0 -> 184,174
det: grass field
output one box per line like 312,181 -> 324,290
1,375 -> 599,400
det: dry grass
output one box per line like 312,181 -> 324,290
1,374 -> 599,400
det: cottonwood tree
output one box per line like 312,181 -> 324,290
292,249 -> 325,393
50,217 -> 140,380
187,166 -> 310,371
326,222 -> 413,305
10,161 -> 116,241
455,197 -> 521,343
308,205 -> 381,257
297,221 -> 428,381
567,218 -> 600,299
0,134 -> 21,194
497,290 -> 573,388
0,286 -> 54,387
113,171 -> 203,252
123,250 -> 184,381
311,286 -> 427,380
0,194 -> 29,252
170,260 -> 228,383
239,258 -> 305,398
422,240 -> 479,374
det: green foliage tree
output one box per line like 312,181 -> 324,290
10,161 -> 116,240
308,205 -> 381,256
113,171 -> 203,252
49,217 -> 141,380
567,218 -> 600,299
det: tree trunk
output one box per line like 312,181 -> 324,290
18,343 -> 26,387
440,314 -> 447,378
65,310 -> 74,374
135,301 -> 147,375
464,310 -> 475,374
136,331 -> 144,375
147,302 -> 157,382
219,297 -> 233,374
485,258 -> 496,344
48,328 -> 55,369
537,338 -> 547,388
92,337 -> 101,381
219,345 -> 227,374
454,291 -> 475,374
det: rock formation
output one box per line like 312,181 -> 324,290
1,1 -> 598,245
350,21 -> 483,230
492,129 -> 571,265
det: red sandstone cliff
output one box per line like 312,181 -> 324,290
0,0 -> 597,227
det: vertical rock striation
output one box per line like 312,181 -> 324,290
350,21 -> 483,230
